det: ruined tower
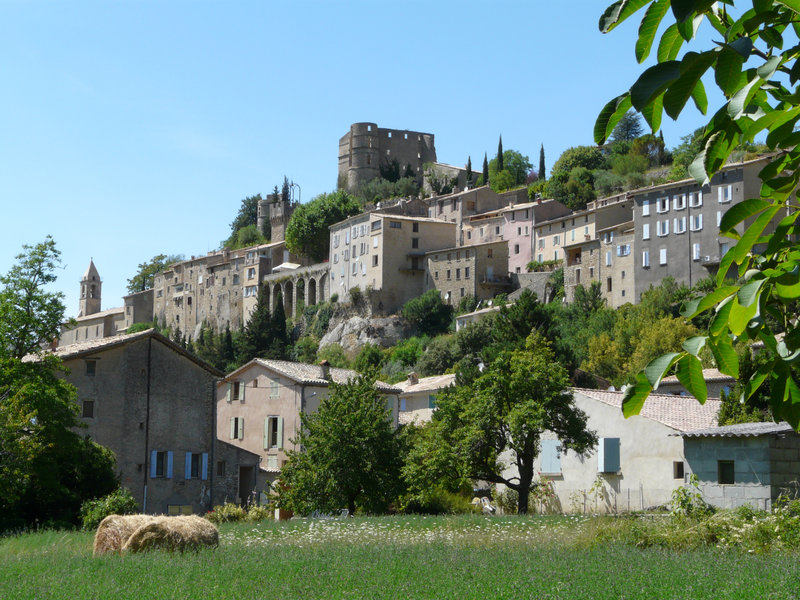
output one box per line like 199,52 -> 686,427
79,259 -> 102,317
257,193 -> 295,243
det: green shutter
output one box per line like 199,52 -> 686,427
225,383 -> 231,403
230,417 -> 235,440
277,417 -> 284,449
264,418 -> 269,449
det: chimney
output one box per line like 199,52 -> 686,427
320,360 -> 331,381
407,371 -> 418,385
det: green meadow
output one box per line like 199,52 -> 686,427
2,516 -> 799,599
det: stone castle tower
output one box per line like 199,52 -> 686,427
79,259 -> 102,317
257,193 -> 295,243
338,122 -> 436,191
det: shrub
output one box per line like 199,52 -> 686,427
80,488 -> 139,530
349,286 -> 363,305
401,290 -> 454,336
246,504 -> 273,523
668,474 -> 713,518
496,488 -> 518,515
205,502 -> 246,524
317,343 -> 349,368
330,293 -> 339,303
401,488 -> 480,515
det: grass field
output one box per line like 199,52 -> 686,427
2,515 -> 800,599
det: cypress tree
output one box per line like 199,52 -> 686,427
268,290 -> 289,359
497,136 -> 504,172
221,325 -> 235,366
465,156 -> 472,186
482,153 -> 489,185
538,144 -> 546,180
238,284 -> 273,363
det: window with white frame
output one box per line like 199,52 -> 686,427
605,251 -> 612,266
674,216 -> 687,234
616,244 -> 631,256
673,194 -> 686,210
538,238 -> 545,249
642,199 -> 651,216
659,248 -> 667,265
718,185 -> 732,203
642,223 -> 650,240
373,237 -> 378,248
333,254 -> 338,264
554,235 -> 560,246
345,231 -> 350,243
658,220 -> 670,236
689,191 -> 703,207
602,231 -> 614,244
691,214 -> 703,231
657,197 -> 669,213
642,250 -> 650,268
692,243 -> 701,261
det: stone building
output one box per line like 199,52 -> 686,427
152,241 -> 299,338
59,260 -> 125,347
424,240 -> 511,305
329,212 -> 456,314
256,192 -> 297,243
217,359 -> 400,493
338,122 -> 436,191
43,329 -> 259,514
397,372 -> 455,425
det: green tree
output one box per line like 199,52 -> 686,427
574,281 -> 606,314
610,110 -> 643,143
354,343 -> 384,374
237,284 -> 285,363
538,144 -> 546,180
411,332 -> 596,514
496,136 -> 504,172
278,375 -> 403,515
482,153 -> 489,185
550,146 -> 608,177
285,190 -> 360,262
488,150 -> 533,190
317,343 -> 350,368
465,156 -> 473,186
597,0 -> 800,428
126,254 -> 183,294
401,290 -> 454,337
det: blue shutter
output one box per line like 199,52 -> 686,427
150,450 -> 157,478
540,439 -> 561,474
428,395 -> 436,409
201,453 -> 208,480
185,452 -> 192,480
598,438 -> 620,472
166,451 -> 174,478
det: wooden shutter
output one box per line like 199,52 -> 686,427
277,417 -> 283,449
230,417 -> 235,440
226,383 -> 231,403
238,418 -> 244,440
166,451 -> 174,478
540,439 -> 562,474
598,438 -> 620,473
241,382 -> 246,402
201,453 -> 208,480
264,418 -> 270,449
150,450 -> 158,478
185,452 -> 192,480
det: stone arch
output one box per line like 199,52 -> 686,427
271,283 -> 282,313
308,277 -> 317,307
295,278 -> 305,316
319,273 -> 328,302
283,280 -> 294,318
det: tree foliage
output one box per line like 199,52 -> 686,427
597,0 -> 800,428
285,190 -> 360,262
278,375 -> 403,515
126,253 -> 184,294
401,290 -> 454,337
488,150 -> 532,192
407,331 -> 596,514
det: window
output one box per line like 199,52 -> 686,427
642,223 -> 650,240
602,231 -> 614,244
428,395 -> 436,409
589,266 -> 594,277
373,237 -> 378,248
598,438 -> 620,473
85,360 -> 96,376
718,185 -> 732,203
270,378 -> 280,398
460,288 -> 465,297
412,238 -> 419,249
217,460 -> 226,477
150,450 -> 173,478
657,220 -> 670,236
185,452 -> 208,480
371,220 -> 381,231
691,214 -> 703,231
389,221 -> 402,229
657,197 -> 669,213
446,269 -> 451,280
412,222 -> 419,233
538,238 -> 545,249
642,199 -> 651,216
554,235 -> 560,246
616,244 -> 631,257
689,191 -> 703,207
642,250 -> 650,268
607,277 -> 612,292
247,268 -> 255,280
82,400 -> 94,418
537,253 -> 543,262
232,381 -> 243,402
673,194 -> 686,210
693,243 -> 701,261
373,255 -> 378,267
605,251 -> 612,266
230,417 -> 244,440
487,248 -> 493,258
334,254 -> 339,264
540,439 -> 562,474
465,267 -> 470,279
673,461 -> 685,480
264,416 -> 284,449
434,271 -> 439,280
659,248 -> 667,265
571,229 -> 575,241
456,268 -> 461,280
514,244 -> 520,255
352,262 -> 357,275
553,250 -> 558,261
674,216 -> 687,234
718,460 -> 735,484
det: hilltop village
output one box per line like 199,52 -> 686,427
49,121 -> 800,519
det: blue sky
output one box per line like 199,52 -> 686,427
1,1 -> 715,317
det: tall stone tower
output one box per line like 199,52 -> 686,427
79,259 -> 102,317
257,193 -> 295,243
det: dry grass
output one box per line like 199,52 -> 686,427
121,515 -> 218,554
92,514 -> 155,556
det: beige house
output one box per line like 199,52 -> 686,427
659,368 -> 735,399
329,212 -> 456,313
39,329 -> 258,515
397,372 -> 456,425
424,240 -> 510,304
217,359 -> 401,493
517,389 -> 720,514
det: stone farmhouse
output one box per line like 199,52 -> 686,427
217,359 -> 400,494
38,329 -> 259,515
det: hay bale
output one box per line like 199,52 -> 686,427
93,514 -> 156,556
121,515 -> 219,554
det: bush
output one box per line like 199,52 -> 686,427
401,290 -> 454,336
246,504 -> 273,523
349,286 -> 363,305
496,488 -> 518,515
318,343 -> 349,368
205,502 -> 247,524
401,488 -> 480,515
330,293 -> 339,303
80,488 -> 139,530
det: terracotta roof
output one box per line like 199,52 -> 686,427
74,306 -> 124,322
227,359 -> 401,393
681,422 -> 796,438
574,388 -> 720,432
660,368 -> 735,386
25,329 -> 223,376
397,373 -> 455,395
